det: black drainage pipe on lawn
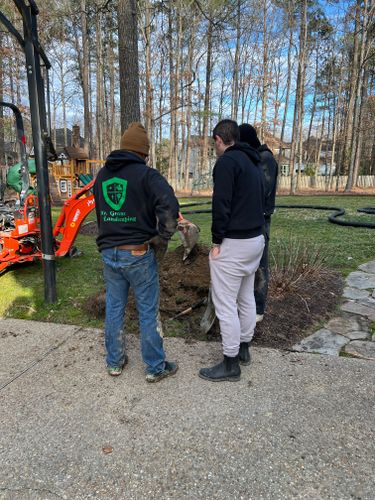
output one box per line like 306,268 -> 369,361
180,203 -> 375,229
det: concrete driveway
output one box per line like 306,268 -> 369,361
0,318 -> 374,499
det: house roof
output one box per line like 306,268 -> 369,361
64,146 -> 89,160
263,131 -> 291,151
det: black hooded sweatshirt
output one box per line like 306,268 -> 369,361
93,150 -> 179,251
211,143 -> 265,244
258,144 -> 278,218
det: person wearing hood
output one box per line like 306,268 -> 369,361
239,124 -> 279,323
199,119 -> 265,382
93,122 -> 179,383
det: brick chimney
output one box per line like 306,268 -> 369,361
72,125 -> 81,148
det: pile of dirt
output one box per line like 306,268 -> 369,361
84,245 -> 343,350
79,221 -> 98,236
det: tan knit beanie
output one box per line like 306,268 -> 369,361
120,122 -> 150,156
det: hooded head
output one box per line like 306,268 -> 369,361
120,122 -> 150,157
239,123 -> 261,149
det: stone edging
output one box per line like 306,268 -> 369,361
292,260 -> 375,360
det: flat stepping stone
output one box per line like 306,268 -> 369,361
344,341 -> 375,360
326,315 -> 369,335
343,287 -> 370,300
359,296 -> 375,309
346,271 -> 375,290
340,330 -> 369,340
292,329 -> 348,356
341,301 -> 375,321
358,260 -> 375,274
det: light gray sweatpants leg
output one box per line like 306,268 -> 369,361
209,236 -> 264,357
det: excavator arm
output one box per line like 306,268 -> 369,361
53,179 -> 95,257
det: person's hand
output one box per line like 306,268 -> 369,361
210,244 -> 221,259
147,235 -> 169,261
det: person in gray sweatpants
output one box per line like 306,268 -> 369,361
199,120 -> 265,382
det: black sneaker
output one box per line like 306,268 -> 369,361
146,361 -> 178,383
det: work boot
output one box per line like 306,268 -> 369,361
239,342 -> 251,366
199,355 -> 241,382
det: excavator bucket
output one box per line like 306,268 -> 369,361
177,214 -> 200,260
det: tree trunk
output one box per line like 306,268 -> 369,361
118,0 -> 141,133
296,0 -> 308,191
331,61 -> 344,191
260,0 -> 269,143
80,0 -> 91,154
201,20 -> 213,181
278,21 -> 293,166
305,48 -> 319,165
144,0 -> 155,166
167,4 -> 181,188
231,0 -> 241,121
314,103 -> 326,186
95,9 -> 104,159
184,24 -> 194,190
344,0 -> 361,189
351,0 -> 370,188
290,0 -> 307,194
106,12 -> 116,152
272,56 -> 282,137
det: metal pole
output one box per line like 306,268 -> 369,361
45,69 -> 52,136
31,13 -> 46,129
22,6 -> 56,303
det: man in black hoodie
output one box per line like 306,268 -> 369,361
199,119 -> 265,382
239,124 -> 279,323
94,122 -> 179,382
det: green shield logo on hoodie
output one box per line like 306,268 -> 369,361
102,177 -> 128,211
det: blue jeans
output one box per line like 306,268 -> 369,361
101,247 -> 165,375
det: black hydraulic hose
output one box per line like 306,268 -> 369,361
180,202 -> 375,229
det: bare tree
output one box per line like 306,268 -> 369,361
118,0 -> 141,133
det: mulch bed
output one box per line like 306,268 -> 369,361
83,230 -> 343,350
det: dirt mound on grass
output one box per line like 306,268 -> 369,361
84,245 -> 343,350
79,221 -> 98,236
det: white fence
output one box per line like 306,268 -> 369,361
277,175 -> 375,191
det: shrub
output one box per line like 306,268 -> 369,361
270,238 -> 327,295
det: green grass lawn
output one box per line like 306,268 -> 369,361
0,194 -> 374,326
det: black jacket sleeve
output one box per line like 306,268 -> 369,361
147,169 -> 179,240
211,156 -> 236,244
